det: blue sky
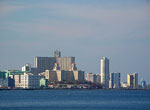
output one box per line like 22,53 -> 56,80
0,0 -> 150,83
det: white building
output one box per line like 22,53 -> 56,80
9,73 -> 40,89
100,57 -> 109,88
87,73 -> 101,83
22,63 -> 31,71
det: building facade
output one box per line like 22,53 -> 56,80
109,72 -> 121,89
127,73 -> 138,89
34,56 -> 56,74
87,73 -> 101,83
56,57 -> 75,71
140,79 -> 146,88
9,73 -> 40,89
0,78 -> 8,88
41,63 -> 84,84
100,57 -> 109,88
87,73 -> 97,83
29,51 -> 75,75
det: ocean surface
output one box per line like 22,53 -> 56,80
0,90 -> 150,110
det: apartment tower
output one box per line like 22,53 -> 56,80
100,57 -> 109,88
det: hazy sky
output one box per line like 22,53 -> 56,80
0,0 -> 150,83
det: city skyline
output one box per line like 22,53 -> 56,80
0,0 -> 150,83
0,50 -> 148,85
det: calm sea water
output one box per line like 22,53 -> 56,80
0,90 -> 150,110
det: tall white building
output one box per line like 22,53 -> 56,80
109,72 -> 121,89
100,57 -> 109,88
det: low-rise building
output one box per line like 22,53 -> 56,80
87,73 -> 101,83
9,73 -> 40,89
121,82 -> 127,88
0,78 -> 8,88
40,78 -> 48,87
140,79 -> 146,89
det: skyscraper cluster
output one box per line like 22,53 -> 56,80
86,57 -> 141,89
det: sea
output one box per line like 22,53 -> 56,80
0,90 -> 150,110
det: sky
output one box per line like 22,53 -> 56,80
0,0 -> 150,83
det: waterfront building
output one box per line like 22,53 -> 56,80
100,57 -> 109,88
8,77 -> 15,88
127,73 -> 138,89
9,73 -> 40,89
0,78 -> 8,88
27,51 -> 75,75
40,63 -> 84,84
96,74 -> 101,84
71,63 -> 84,82
140,78 -> 146,88
87,73 -> 101,83
87,73 -> 97,83
1,70 -> 24,88
121,82 -> 127,88
0,71 -> 8,79
40,78 -> 48,87
109,72 -> 121,89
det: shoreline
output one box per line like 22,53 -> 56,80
0,88 -> 150,91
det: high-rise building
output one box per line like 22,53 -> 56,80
127,73 -> 138,89
34,56 -> 56,73
100,57 -> 109,88
109,72 -> 121,89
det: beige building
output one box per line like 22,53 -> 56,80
41,63 -> 84,83
87,73 -> 101,83
127,73 -> 138,89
